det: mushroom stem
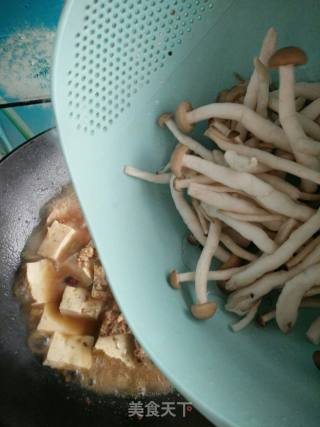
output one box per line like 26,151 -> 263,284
274,218 -> 298,245
257,173 -> 300,200
195,220 -> 221,304
205,127 -> 320,184
227,236 -> 320,312
222,211 -> 284,223
162,114 -> 213,160
182,102 -> 292,151
236,27 -> 277,139
286,235 -> 320,268
220,233 -> 257,262
212,149 -> 228,166
300,98 -> 320,120
254,57 -> 270,119
227,208 -> 320,290
124,166 -> 171,184
257,310 -> 276,327
191,199 -> 209,236
270,48 -> 320,192
230,300 -> 261,332
183,154 -> 314,221
202,204 -> 277,254
170,177 -> 228,262
224,150 -> 271,174
268,96 -> 320,140
276,263 -> 320,333
169,266 -> 245,287
306,317 -> 320,345
188,182 -> 268,215
271,82 -> 320,100
174,175 -> 214,191
170,176 -> 206,246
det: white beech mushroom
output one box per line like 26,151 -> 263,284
306,317 -> 320,345
170,175 -> 206,246
300,98 -> 320,120
254,57 -> 270,118
269,47 -> 320,193
188,182 -> 268,215
175,100 -> 293,152
174,175 -> 214,191
202,204 -> 277,254
271,82 -> 320,101
223,226 -> 251,248
212,149 -> 228,166
257,173 -> 300,200
230,300 -> 261,332
257,298 -> 320,327
227,208 -> 320,290
222,211 -> 284,223
180,154 -> 314,221
191,199 -> 209,236
286,235 -> 320,268
169,176 -> 228,262
224,150 -> 271,174
236,27 -> 277,139
226,241 -> 320,313
210,119 -> 234,137
268,94 -> 306,114
220,233 -> 257,262
268,96 -> 320,140
168,266 -> 245,289
124,166 -> 171,184
205,127 -> 320,185
159,112 -> 213,161
194,220 -> 221,304
276,263 -> 320,333
274,218 -> 298,245
304,286 -> 320,297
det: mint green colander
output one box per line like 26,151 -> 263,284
53,1 -> 320,426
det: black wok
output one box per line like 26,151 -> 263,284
0,129 -> 212,427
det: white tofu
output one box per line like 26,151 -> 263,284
37,303 -> 96,335
58,254 -> 92,287
95,335 -> 135,368
26,259 -> 63,304
38,221 -> 89,263
59,286 -> 103,319
44,332 -> 93,370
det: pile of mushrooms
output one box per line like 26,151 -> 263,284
124,28 -> 320,356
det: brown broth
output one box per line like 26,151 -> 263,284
15,187 -> 172,397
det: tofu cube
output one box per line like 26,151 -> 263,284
58,254 -> 92,287
59,286 -> 103,319
95,334 -> 135,368
38,221 -> 90,263
44,332 -> 93,370
46,191 -> 84,228
26,259 -> 63,304
37,303 -> 96,335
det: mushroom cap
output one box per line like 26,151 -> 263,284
170,143 -> 190,178
269,46 -> 307,68
158,112 -> 173,128
169,270 -> 180,289
191,302 -> 217,320
175,101 -> 193,133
